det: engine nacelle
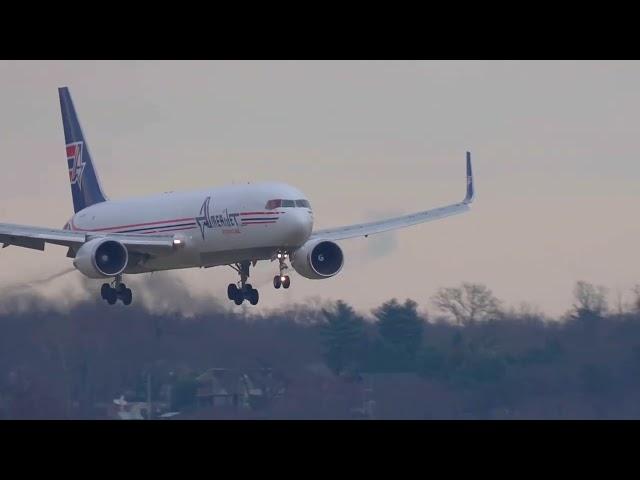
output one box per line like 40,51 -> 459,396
291,239 -> 344,279
73,238 -> 129,279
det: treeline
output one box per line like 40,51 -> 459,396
1,280 -> 640,419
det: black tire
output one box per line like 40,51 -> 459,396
273,276 -> 281,289
116,283 -> 127,293
106,289 -> 117,305
228,283 -> 238,300
249,289 -> 259,305
234,293 -> 244,305
283,276 -> 291,289
245,283 -> 252,291
101,283 -> 111,299
122,288 -> 133,306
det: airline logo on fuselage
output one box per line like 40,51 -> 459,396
66,142 -> 86,189
196,196 -> 241,239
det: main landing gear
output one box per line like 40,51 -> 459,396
101,275 -> 133,306
228,261 -> 259,306
226,252 -> 291,305
273,251 -> 291,289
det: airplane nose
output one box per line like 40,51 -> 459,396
284,209 -> 313,246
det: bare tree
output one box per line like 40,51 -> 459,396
431,283 -> 502,325
509,302 -> 548,323
572,281 -> 608,317
631,285 -> 640,313
613,288 -> 625,316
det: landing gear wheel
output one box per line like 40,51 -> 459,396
105,288 -> 117,305
101,279 -> 133,306
274,251 -> 290,291
101,283 -> 111,299
228,261 -> 260,306
122,288 -> 133,306
233,293 -> 244,305
248,288 -> 259,305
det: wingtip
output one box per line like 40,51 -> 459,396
464,151 -> 475,204
58,87 -> 70,101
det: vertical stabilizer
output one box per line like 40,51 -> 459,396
59,87 -> 108,213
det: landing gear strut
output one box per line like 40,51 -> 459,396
228,261 -> 259,306
101,274 -> 133,306
273,251 -> 291,289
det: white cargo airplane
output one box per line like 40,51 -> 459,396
0,87 -> 475,306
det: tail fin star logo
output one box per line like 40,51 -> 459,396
66,142 -> 86,189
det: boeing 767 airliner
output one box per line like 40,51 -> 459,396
0,87 -> 475,306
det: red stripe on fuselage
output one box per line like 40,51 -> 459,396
239,212 -> 282,216
70,217 -> 195,232
141,226 -> 197,234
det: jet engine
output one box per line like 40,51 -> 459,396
291,239 -> 344,279
73,238 -> 129,278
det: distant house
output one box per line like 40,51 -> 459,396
106,396 -> 148,420
105,395 -> 172,420
196,368 -> 245,408
241,369 -> 286,409
195,368 -> 286,411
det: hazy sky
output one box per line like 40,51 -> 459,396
0,60 -> 639,317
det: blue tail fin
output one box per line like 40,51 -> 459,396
59,87 -> 108,213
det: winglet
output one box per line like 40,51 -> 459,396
463,151 -> 475,204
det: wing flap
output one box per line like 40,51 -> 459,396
1,235 -> 46,251
0,224 -> 85,251
0,223 -> 176,255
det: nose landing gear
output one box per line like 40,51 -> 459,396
101,275 -> 133,306
273,275 -> 291,289
228,261 -> 259,305
273,251 -> 291,289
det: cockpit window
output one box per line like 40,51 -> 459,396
265,199 -> 282,209
265,198 -> 312,209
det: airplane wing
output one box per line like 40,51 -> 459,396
0,223 -> 176,255
310,152 -> 475,242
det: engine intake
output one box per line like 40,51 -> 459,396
73,238 -> 129,278
291,239 -> 344,279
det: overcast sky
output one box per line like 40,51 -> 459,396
0,60 -> 639,317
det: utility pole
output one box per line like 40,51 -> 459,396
363,375 -> 374,419
147,372 -> 152,420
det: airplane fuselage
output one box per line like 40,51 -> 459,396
65,182 -> 314,273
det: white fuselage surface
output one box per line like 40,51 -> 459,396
65,182 -> 313,273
